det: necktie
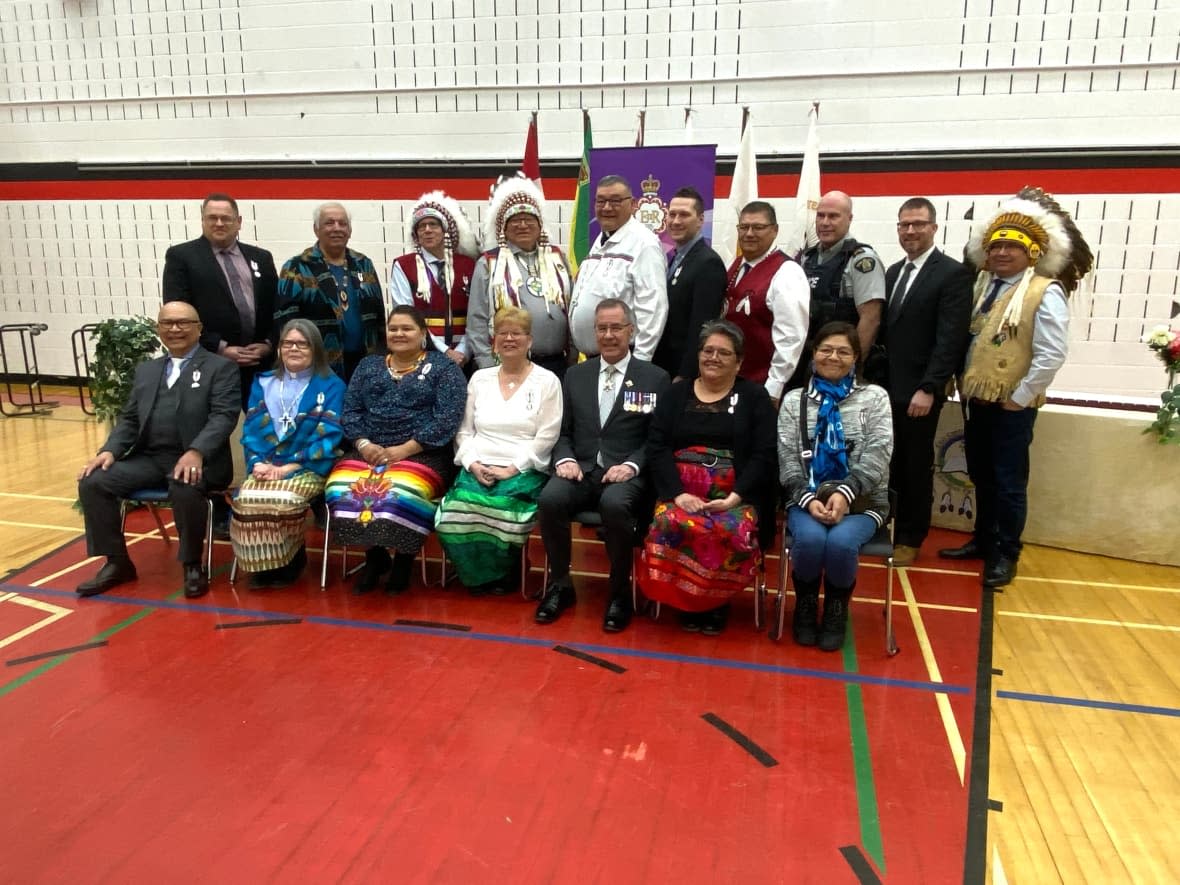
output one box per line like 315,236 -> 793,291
979,277 -> 1006,314
737,262 -> 752,284
666,249 -> 677,281
434,260 -> 447,294
219,250 -> 254,340
599,364 -> 618,427
890,262 -> 915,319
166,357 -> 184,389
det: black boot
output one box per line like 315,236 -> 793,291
818,579 -> 855,652
385,552 -> 415,595
791,573 -> 822,646
353,546 -> 391,595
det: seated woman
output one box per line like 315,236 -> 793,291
778,321 -> 893,651
435,307 -> 562,595
231,320 -> 345,588
639,320 -> 778,636
325,305 -> 467,595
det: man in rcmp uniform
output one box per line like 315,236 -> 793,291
467,176 -> 572,378
721,200 -> 810,408
567,175 -> 668,361
389,191 -> 480,369
939,188 -> 1092,589
794,190 -> 886,389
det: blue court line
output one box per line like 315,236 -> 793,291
2,582 -> 970,696
997,689 -> 1180,719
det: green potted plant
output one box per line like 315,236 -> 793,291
89,316 -> 161,424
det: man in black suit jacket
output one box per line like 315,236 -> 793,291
652,186 -> 727,380
162,192 -> 278,409
879,198 -> 972,565
76,302 -> 240,599
535,299 -> 671,632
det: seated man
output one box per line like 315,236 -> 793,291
76,302 -> 240,599
535,299 -> 671,632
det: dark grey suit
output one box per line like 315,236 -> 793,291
880,248 -> 972,547
652,238 -> 727,380
538,355 -> 671,599
78,348 -> 241,564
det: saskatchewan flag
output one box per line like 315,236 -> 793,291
568,110 -> 593,277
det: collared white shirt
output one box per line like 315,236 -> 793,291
388,248 -> 469,356
893,244 -> 937,301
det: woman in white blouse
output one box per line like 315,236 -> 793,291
434,306 -> 562,595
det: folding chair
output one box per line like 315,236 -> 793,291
771,490 -> 900,656
539,510 -> 639,603
318,507 -> 446,591
119,486 -> 216,578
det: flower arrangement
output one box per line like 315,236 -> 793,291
1142,325 -> 1180,445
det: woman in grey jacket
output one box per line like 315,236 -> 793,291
778,322 -> 893,651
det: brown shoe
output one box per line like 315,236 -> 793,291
893,545 -> 919,567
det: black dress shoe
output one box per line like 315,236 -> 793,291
76,558 -> 137,597
938,540 -> 985,560
353,547 -> 391,595
983,556 -> 1018,588
384,552 -> 414,595
679,611 -> 703,633
534,584 -> 575,624
700,604 -> 729,637
602,596 -> 633,633
183,564 -> 209,599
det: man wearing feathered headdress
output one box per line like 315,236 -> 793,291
938,187 -> 1093,589
468,175 -> 573,378
389,191 -> 480,368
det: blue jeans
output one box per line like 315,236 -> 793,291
786,505 -> 877,587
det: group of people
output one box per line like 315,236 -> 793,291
74,174 -> 1091,653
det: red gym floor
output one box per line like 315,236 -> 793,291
0,513 -> 987,883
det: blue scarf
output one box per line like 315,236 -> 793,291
809,370 -> 856,488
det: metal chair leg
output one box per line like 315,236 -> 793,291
203,498 -> 214,576
884,554 -> 899,656
320,509 -> 332,590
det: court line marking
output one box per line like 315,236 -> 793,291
0,520 -> 84,533
1015,575 -> 1180,594
7,640 -> 108,666
2,582 -> 973,696
900,570 -> 967,785
0,593 -> 73,651
0,492 -> 78,502
701,712 -> 777,767
997,689 -> 1180,718
843,618 -> 886,871
997,610 -> 1180,633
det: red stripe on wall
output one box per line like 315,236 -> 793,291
1,167 -> 1177,202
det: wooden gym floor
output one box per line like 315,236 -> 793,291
1,393 -> 1177,883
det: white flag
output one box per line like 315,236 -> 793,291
716,111 -> 758,261
784,104 -> 821,259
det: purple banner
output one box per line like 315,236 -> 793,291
588,145 -> 717,250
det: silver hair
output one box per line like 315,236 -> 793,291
275,318 -> 332,378
698,319 -> 745,359
594,297 -> 637,327
312,202 -> 351,229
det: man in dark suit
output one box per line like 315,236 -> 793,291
652,186 -> 727,381
879,197 -> 972,565
535,298 -> 671,632
76,302 -> 240,599
162,192 -> 278,409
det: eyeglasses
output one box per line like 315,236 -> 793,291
202,214 -> 238,224
896,221 -> 933,231
736,223 -> 774,233
495,329 -> 527,339
815,346 -> 855,358
157,319 -> 199,329
280,339 -> 311,350
594,197 -> 632,208
594,323 -> 632,335
700,346 -> 735,358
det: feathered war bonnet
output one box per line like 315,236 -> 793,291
482,174 -> 568,321
965,187 -> 1094,332
407,190 -> 479,303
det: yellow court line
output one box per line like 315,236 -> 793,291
1016,575 -> 1180,594
998,610 -> 1180,633
28,532 -> 172,587
0,520 -> 84,533
0,492 -> 78,502
8,595 -> 74,616
0,594 -> 73,651
899,568 -> 967,785
991,845 -> 1009,885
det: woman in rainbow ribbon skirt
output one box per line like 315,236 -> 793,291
325,305 -> 466,595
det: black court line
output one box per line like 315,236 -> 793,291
552,645 -> 626,674
214,618 -> 303,630
988,799 -> 1003,812
700,713 -> 778,768
839,845 -> 883,885
963,580 -> 998,885
991,667 -> 1004,676
6,640 -> 108,666
393,618 -> 472,632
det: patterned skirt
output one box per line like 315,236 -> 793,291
323,449 -> 451,554
434,468 -> 546,587
638,446 -> 762,612
230,472 -> 325,573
